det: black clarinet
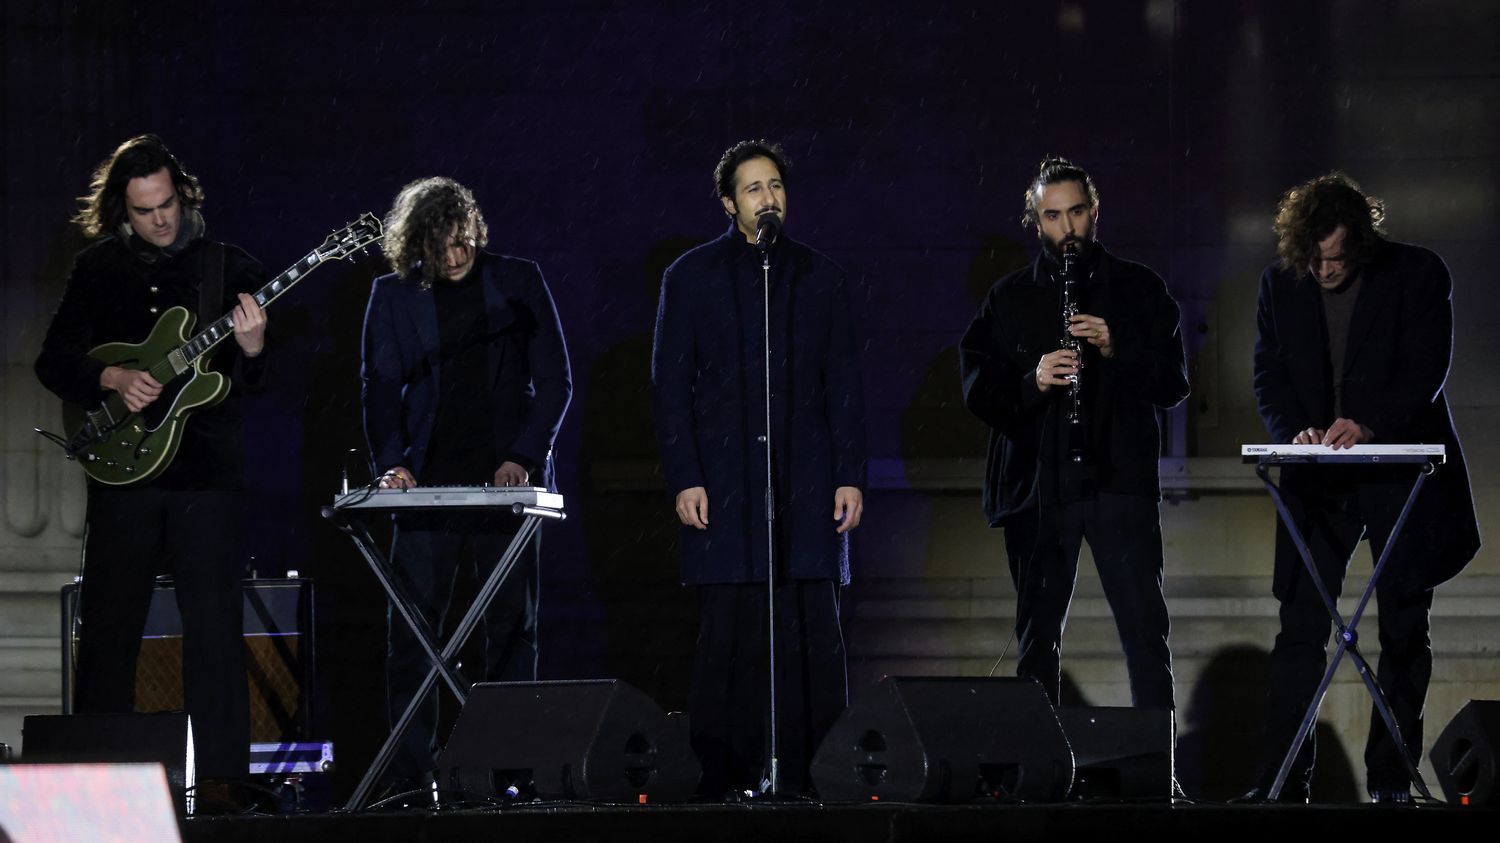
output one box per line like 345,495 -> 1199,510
1059,243 -> 1089,463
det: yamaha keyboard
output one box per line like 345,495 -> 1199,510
322,482 -> 566,808
1240,444 -> 1445,464
332,485 -> 565,512
1240,441 -> 1445,801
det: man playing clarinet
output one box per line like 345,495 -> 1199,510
959,156 -> 1188,713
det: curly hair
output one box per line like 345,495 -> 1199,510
1021,156 -> 1099,228
382,177 -> 489,284
73,134 -> 204,239
1273,172 -> 1386,272
712,140 -> 790,200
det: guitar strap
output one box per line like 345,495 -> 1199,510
198,241 -> 225,329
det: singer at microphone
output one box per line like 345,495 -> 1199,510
959,156 -> 1188,717
651,139 -> 867,798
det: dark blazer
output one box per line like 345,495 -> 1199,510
651,225 -> 867,585
361,252 -> 572,485
1253,239 -> 1479,594
960,246 -> 1189,526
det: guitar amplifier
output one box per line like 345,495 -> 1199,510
61,578 -> 315,743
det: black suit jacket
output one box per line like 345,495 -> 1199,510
1253,239 -> 1479,594
361,252 -> 572,485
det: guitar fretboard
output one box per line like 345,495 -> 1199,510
181,249 -> 324,362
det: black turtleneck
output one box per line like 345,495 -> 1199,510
423,257 -> 499,485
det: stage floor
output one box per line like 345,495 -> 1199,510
183,799 -> 1497,842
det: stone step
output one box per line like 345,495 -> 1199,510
0,637 -> 60,700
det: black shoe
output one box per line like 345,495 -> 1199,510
1370,789 -> 1411,805
1233,785 -> 1310,805
372,774 -> 438,808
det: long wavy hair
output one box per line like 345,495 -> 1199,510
1273,172 -> 1386,273
73,134 -> 204,239
382,177 -> 489,284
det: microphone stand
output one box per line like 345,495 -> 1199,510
759,236 -> 780,797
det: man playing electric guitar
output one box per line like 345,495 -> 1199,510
35,134 -> 267,784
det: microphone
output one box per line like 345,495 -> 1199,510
755,212 -> 781,252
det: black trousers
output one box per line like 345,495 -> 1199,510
690,581 -> 847,796
74,485 -> 250,779
385,513 -> 539,778
1260,479 -> 1434,796
1002,493 -> 1174,709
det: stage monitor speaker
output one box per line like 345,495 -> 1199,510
61,578 -> 314,742
434,680 -> 701,802
21,713 -> 193,813
809,676 -> 1074,803
1430,699 -> 1500,806
0,763 -> 182,842
1056,706 -> 1174,798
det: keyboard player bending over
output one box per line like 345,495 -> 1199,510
1247,172 -> 1479,803
361,177 -> 572,791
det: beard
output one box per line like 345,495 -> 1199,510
1040,229 -> 1098,265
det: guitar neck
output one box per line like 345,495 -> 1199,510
180,248 -> 324,363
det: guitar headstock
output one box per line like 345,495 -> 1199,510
316,213 -> 384,262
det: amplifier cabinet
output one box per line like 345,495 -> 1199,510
61,578 -> 315,743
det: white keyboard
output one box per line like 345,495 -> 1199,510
332,486 -> 565,512
1240,444 -> 1445,464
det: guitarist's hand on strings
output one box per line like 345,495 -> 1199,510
378,466 -> 416,489
231,293 -> 268,357
101,366 -> 163,413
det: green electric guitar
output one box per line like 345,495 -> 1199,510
56,213 -> 383,485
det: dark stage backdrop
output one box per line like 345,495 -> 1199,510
6,1 -> 1497,798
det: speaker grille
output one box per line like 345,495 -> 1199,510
63,579 -> 314,744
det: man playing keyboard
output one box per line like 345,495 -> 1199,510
1248,172 -> 1479,803
361,177 -> 572,790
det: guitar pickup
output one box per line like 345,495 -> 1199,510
166,348 -> 190,375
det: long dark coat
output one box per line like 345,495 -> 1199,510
651,225 -> 867,585
1253,238 -> 1480,595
